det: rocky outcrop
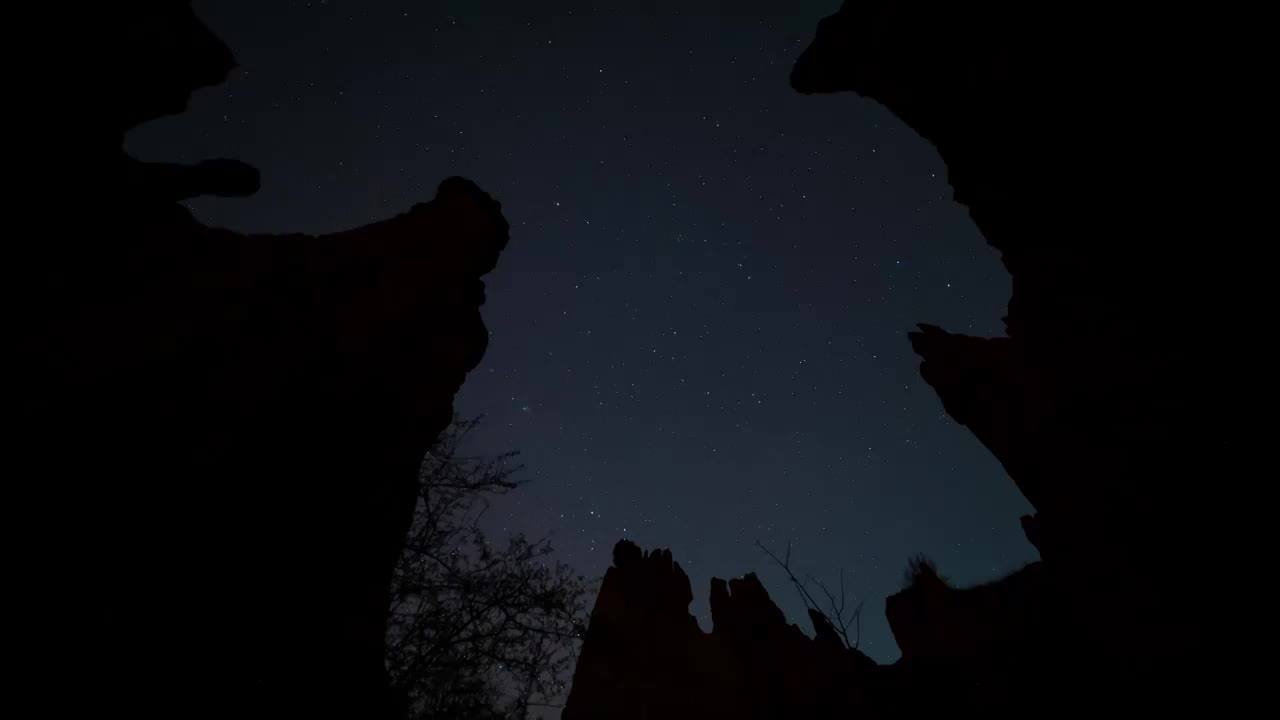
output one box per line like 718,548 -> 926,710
18,3 -> 508,717
566,3 -> 1247,715
790,5 -> 1240,694
790,4 -> 1244,579
564,541 -> 1068,716
563,541 -> 878,719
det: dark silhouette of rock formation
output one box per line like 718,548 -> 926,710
18,3 -> 508,717
565,3 -> 1249,715
790,4 -> 1245,707
563,541 -> 879,719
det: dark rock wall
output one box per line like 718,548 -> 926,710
790,8 -> 1246,692
17,3 -> 509,717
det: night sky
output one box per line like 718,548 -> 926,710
130,0 -> 1036,662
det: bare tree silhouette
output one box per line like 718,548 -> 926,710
386,416 -> 590,719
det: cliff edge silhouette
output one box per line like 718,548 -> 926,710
17,3 -> 509,717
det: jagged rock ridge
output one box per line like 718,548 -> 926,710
564,541 -> 878,719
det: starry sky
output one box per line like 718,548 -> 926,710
129,0 -> 1037,662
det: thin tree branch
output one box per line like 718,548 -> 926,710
755,539 -> 863,650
